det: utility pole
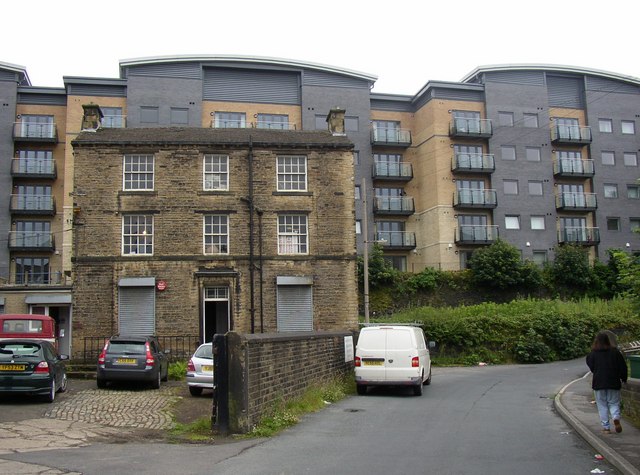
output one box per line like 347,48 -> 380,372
362,177 -> 370,324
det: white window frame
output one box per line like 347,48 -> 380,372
123,154 -> 154,191
530,216 -> 545,230
523,113 -> 538,128
501,145 -> 516,161
122,215 -> 153,256
628,185 -> 640,199
623,152 -> 638,167
505,215 -> 520,230
525,147 -> 541,162
203,214 -> 229,255
214,112 -> 246,128
277,156 -> 307,192
598,119 -> 613,133
203,154 -> 229,191
621,120 -> 635,135
601,151 -> 615,166
278,214 -> 308,255
504,179 -> 519,195
498,112 -> 514,127
528,181 -> 543,196
603,184 -> 619,199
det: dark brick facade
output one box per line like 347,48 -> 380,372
70,128 -> 358,358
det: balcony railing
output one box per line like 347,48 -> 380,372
11,270 -> 68,286
8,231 -> 55,251
373,161 -> 413,180
449,118 -> 493,138
11,158 -> 57,178
13,122 -> 57,142
452,153 -> 495,173
370,128 -> 412,147
555,192 -> 597,210
551,124 -> 592,144
375,231 -> 416,249
211,119 -> 249,129
373,197 -> 415,215
553,158 -> 595,177
10,195 -> 56,215
254,120 -> 296,130
455,225 -> 499,244
558,227 -> 600,245
453,189 -> 497,209
101,115 -> 126,128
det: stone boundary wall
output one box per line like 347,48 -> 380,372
226,331 -> 354,433
622,378 -> 640,427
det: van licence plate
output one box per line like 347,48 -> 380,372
0,364 -> 26,371
363,360 -> 384,366
115,358 -> 136,365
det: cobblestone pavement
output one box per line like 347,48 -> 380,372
45,384 -> 178,430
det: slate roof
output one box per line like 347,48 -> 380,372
72,127 -> 353,149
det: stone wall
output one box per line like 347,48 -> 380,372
226,331 -> 354,433
622,378 -> 640,428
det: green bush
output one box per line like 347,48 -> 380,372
168,360 -> 188,381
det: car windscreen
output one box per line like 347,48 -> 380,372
107,342 -> 146,355
194,345 -> 213,359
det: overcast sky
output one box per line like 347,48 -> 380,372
3,0 -> 638,95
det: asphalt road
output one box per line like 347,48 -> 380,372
2,359 -> 618,475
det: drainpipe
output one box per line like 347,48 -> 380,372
248,137 -> 255,334
257,209 -> 264,333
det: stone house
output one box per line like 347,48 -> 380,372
70,121 -> 357,357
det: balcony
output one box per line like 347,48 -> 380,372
375,231 -> 416,250
102,115 -> 126,128
373,161 -> 413,181
551,124 -> 592,145
555,192 -> 597,211
452,153 -> 495,173
553,158 -> 595,177
370,128 -> 412,147
210,119 -> 249,129
13,122 -> 57,142
373,197 -> 415,215
254,120 -> 296,130
8,232 -> 55,251
453,189 -> 497,209
10,195 -> 56,215
558,227 -> 600,245
11,158 -> 57,179
449,118 -> 492,138
11,269 -> 68,286
455,225 -> 499,245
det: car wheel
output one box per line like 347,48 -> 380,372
151,370 -> 161,389
413,382 -> 423,396
45,378 -> 56,403
356,385 -> 367,395
189,386 -> 203,397
424,368 -> 432,386
97,378 -> 107,389
59,373 -> 68,393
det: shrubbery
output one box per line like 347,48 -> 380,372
376,298 -> 639,365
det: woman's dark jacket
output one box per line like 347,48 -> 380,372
586,348 -> 628,390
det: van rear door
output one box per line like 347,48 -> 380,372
356,328 -> 387,381
385,328 -> 419,382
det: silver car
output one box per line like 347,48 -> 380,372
186,343 -> 214,396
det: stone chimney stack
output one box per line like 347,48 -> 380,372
81,104 -> 104,132
326,107 -> 346,136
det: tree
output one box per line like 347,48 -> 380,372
468,239 -> 540,290
549,244 -> 592,294
357,243 -> 397,289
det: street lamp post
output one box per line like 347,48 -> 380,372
362,178 -> 371,324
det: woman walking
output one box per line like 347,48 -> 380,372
586,332 -> 628,434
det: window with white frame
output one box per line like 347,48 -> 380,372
602,151 -> 615,166
277,156 -> 307,191
528,181 -> 543,196
628,185 -> 640,199
598,119 -> 613,133
504,179 -> 519,195
101,107 -> 124,128
123,155 -> 154,191
122,215 -> 153,255
278,214 -> 308,254
498,112 -> 514,127
501,145 -> 516,161
214,112 -> 246,128
505,215 -> 520,229
623,152 -> 638,167
604,184 -> 618,198
203,154 -> 229,191
203,215 -> 229,254
355,220 -> 362,234
530,216 -> 545,230
523,113 -> 538,128
525,147 -> 541,162
355,186 -> 361,200
621,120 -> 635,135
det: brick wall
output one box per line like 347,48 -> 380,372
225,331 -> 354,433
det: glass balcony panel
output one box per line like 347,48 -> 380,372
11,158 -> 56,177
102,115 -> 126,128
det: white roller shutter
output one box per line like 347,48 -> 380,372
277,285 -> 313,332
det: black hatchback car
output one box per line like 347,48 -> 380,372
97,335 -> 169,389
0,339 -> 68,402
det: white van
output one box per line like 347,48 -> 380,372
355,325 -> 432,396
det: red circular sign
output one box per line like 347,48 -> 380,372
156,280 -> 167,291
